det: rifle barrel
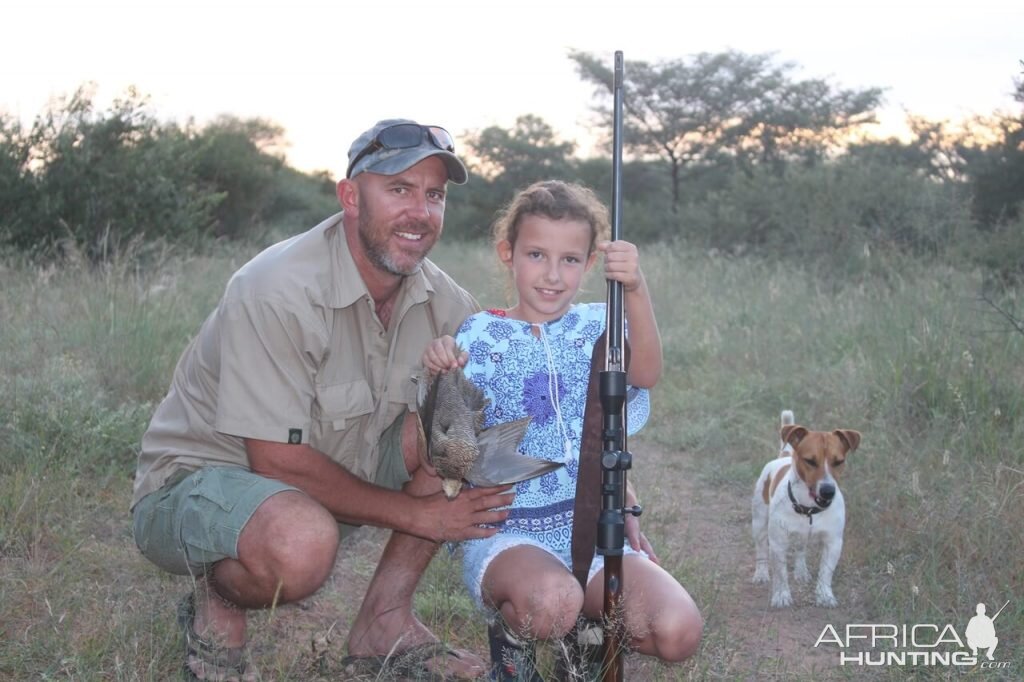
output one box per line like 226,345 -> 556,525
600,49 -> 628,682
606,50 -> 625,370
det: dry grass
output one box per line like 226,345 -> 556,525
2,241 -> 1022,680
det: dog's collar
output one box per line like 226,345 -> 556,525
788,481 -> 825,525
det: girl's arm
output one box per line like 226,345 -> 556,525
597,240 -> 663,388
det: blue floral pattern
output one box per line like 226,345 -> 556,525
456,303 -> 650,556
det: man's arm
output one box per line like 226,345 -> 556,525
246,439 -> 513,543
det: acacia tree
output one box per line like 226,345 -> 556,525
900,68 -> 1024,226
963,68 -> 1024,226
464,114 -> 575,189
442,115 -> 578,240
570,49 -> 883,212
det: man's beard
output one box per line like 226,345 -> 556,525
357,207 -> 431,277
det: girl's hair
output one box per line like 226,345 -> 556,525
492,180 -> 610,254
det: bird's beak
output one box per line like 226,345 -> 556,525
442,479 -> 463,499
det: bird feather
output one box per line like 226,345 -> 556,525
415,365 -> 563,498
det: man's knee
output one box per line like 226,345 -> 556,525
239,490 -> 340,594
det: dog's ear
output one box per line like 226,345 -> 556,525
834,429 -> 861,453
781,424 -> 808,447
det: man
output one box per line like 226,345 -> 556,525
965,602 -> 999,661
131,119 -> 510,680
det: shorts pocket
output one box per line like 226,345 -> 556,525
186,467 -> 257,513
181,469 -> 260,561
133,479 -> 193,575
133,472 -> 187,554
132,499 -> 157,554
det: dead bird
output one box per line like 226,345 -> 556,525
415,366 -> 563,499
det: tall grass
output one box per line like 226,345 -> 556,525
1,239 -> 1021,679
638,247 -> 1022,630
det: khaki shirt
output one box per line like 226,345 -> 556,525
132,212 -> 478,508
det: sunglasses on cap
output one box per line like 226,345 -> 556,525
346,123 -> 456,178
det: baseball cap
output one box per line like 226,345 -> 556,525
346,119 -> 468,184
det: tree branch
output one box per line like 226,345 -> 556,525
979,292 -> 1024,337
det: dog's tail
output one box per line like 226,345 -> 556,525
779,410 -> 795,455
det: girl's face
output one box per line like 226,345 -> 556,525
498,214 -> 597,324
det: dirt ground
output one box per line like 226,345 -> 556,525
636,441 -> 855,678
614,440 -> 857,680
242,439 -> 865,680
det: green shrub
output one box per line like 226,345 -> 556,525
959,214 -> 1024,286
0,86 -> 339,262
678,160 -> 973,271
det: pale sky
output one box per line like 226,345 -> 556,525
2,0 -> 1020,179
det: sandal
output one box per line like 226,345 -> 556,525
340,641 -> 480,681
177,593 -> 255,682
487,619 -> 543,682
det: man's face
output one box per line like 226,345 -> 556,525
353,156 -> 448,277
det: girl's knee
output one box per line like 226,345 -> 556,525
650,604 -> 702,662
510,574 -> 584,639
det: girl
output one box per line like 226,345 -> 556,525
422,180 -> 701,679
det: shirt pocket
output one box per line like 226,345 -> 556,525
316,379 -> 374,430
388,365 -> 420,411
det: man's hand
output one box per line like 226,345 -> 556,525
407,485 -> 515,543
247,438 -> 510,540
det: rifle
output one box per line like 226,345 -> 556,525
569,51 -> 639,682
595,49 -> 640,682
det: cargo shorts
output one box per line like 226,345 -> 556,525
132,414 -> 412,575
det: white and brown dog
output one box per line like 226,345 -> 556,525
752,410 -> 861,607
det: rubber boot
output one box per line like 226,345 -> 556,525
554,619 -> 604,682
488,618 -> 543,682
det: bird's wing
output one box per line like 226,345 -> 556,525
466,417 -> 565,487
415,370 -> 440,466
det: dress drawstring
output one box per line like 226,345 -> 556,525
534,323 -> 574,462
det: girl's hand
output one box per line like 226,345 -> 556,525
624,480 -> 659,563
597,240 -> 642,292
625,514 -> 661,565
422,335 -> 468,376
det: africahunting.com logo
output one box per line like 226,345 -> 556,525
814,600 -> 1011,669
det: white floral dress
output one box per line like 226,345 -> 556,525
456,303 -> 650,608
